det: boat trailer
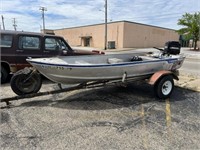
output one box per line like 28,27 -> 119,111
1,80 -> 111,106
1,68 -> 179,106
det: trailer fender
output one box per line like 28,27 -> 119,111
148,70 -> 179,85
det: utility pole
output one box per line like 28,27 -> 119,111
1,15 -> 5,30
104,0 -> 108,50
13,18 -> 17,31
39,6 -> 47,33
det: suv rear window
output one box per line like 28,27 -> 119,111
0,34 -> 13,48
19,36 -> 40,50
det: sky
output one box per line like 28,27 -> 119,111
0,0 -> 199,32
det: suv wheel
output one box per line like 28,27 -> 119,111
1,66 -> 8,84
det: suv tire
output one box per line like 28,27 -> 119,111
1,66 -> 8,84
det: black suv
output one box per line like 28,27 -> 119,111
0,30 -> 103,83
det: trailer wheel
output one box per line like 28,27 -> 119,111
154,75 -> 174,99
11,69 -> 42,95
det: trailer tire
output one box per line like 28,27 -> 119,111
11,69 -> 42,95
154,75 -> 174,99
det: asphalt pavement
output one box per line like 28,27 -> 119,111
0,81 -> 200,150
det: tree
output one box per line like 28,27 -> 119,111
177,12 -> 200,50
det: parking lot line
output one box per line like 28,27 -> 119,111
141,104 -> 148,149
165,98 -> 171,127
165,98 -> 172,138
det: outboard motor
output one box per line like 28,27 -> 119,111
163,41 -> 181,55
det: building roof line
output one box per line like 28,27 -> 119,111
52,20 -> 177,31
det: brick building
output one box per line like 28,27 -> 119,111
49,21 -> 179,49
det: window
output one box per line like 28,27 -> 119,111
0,34 -> 13,48
45,38 -> 68,51
19,36 -> 40,50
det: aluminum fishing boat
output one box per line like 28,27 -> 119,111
26,52 -> 185,84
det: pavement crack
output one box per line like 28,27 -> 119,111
90,116 -> 143,132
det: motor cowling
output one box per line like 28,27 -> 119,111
164,41 -> 181,55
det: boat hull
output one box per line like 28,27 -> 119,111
27,53 -> 185,84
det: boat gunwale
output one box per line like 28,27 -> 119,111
27,58 -> 179,68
